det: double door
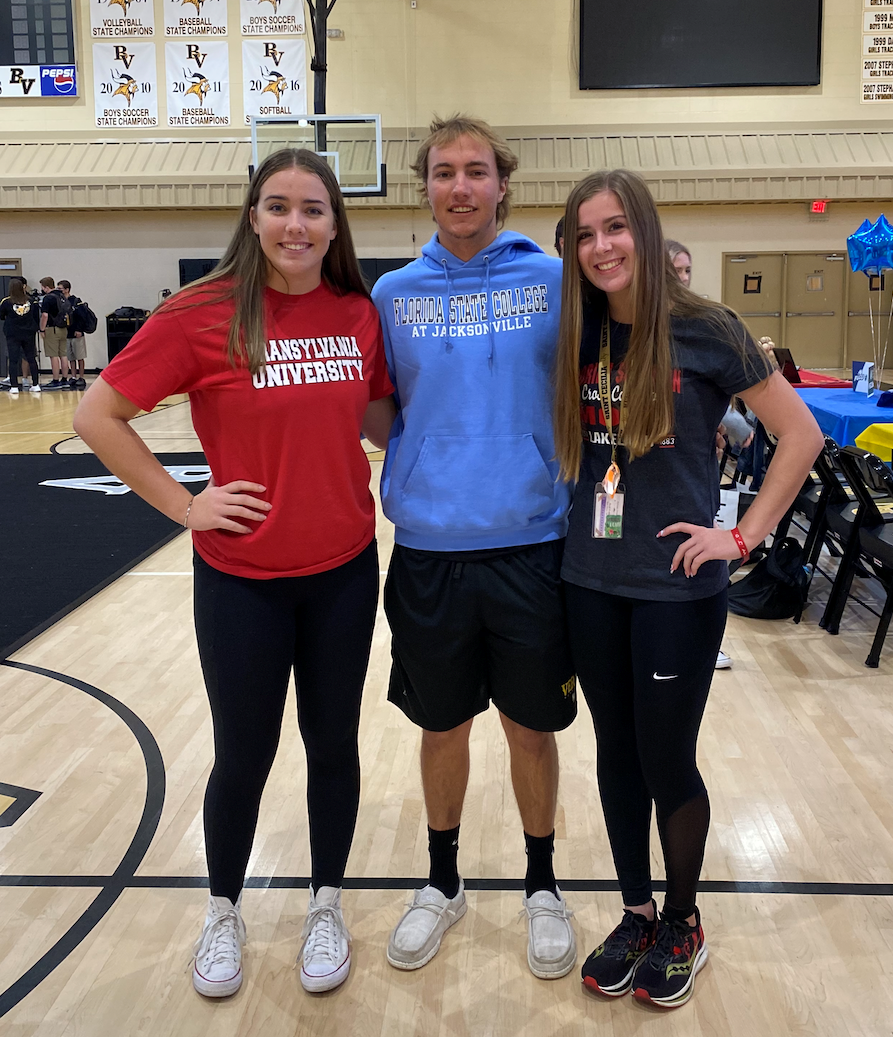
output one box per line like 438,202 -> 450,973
722,252 -> 848,369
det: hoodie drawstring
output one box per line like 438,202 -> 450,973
440,260 -> 454,353
483,254 -> 494,369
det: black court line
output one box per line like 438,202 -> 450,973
1,874 -> 892,897
0,662 -> 166,1020
0,782 -> 42,828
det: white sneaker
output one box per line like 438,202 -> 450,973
715,650 -> 732,670
192,893 -> 246,998
30,384 -> 41,393
522,888 -> 576,979
0,377 -> 8,385
387,881 -> 467,970
299,886 -> 351,992
8,387 -> 18,395
22,377 -> 31,387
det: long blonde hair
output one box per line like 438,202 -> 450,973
158,148 -> 369,375
554,169 -> 767,481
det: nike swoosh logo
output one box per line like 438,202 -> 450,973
653,673 -> 678,681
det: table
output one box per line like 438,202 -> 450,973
795,387 -> 893,447
856,423 -> 893,462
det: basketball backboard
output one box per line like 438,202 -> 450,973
250,114 -> 385,196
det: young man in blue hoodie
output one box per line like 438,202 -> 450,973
371,116 -> 577,980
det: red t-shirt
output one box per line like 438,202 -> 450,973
103,281 -> 393,579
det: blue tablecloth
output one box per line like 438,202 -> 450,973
795,387 -> 893,447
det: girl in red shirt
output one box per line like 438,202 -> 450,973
75,149 -> 394,998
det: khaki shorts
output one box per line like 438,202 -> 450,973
67,335 -> 87,361
43,326 -> 68,358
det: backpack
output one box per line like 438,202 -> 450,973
71,301 -> 98,334
727,537 -> 809,623
49,290 -> 73,329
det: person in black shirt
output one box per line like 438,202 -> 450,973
552,170 -> 822,1009
0,278 -> 41,394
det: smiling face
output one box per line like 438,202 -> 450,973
672,251 -> 692,288
576,190 -> 637,322
249,167 -> 337,294
425,134 -> 508,262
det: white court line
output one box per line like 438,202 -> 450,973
0,431 -> 81,435
125,571 -> 193,576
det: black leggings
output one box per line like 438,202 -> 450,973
6,336 -> 38,386
564,583 -> 727,915
193,541 -> 379,901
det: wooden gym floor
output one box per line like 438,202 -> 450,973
1,381 -> 892,1036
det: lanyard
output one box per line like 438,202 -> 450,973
598,319 -> 625,497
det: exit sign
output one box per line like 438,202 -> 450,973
810,199 -> 829,214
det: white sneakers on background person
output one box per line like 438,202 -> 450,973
715,650 -> 732,670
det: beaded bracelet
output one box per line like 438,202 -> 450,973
730,526 -> 749,560
183,499 -> 193,529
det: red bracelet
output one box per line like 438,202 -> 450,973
730,527 -> 749,560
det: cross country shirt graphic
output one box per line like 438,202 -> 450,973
103,281 -> 393,579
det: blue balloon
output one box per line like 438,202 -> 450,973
848,218 -> 874,273
851,214 -> 893,274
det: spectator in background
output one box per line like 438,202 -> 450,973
555,216 -> 565,258
38,277 -> 72,390
59,280 -> 87,389
0,278 -> 41,394
665,240 -> 692,288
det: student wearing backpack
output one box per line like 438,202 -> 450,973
0,277 -> 41,394
38,276 -> 72,389
60,280 -> 87,389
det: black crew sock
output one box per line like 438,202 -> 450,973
427,825 -> 461,899
524,830 -> 558,898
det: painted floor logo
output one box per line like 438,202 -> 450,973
40,465 -> 211,495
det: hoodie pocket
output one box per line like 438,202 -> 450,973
398,434 -> 557,533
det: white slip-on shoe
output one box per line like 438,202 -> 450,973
387,880 -> 467,970
299,885 -> 351,992
715,650 -> 732,670
522,888 -> 576,979
192,893 -> 246,998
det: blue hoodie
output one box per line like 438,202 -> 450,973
372,230 -> 571,551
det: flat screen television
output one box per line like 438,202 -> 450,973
579,0 -> 822,90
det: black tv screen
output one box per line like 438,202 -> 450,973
580,0 -> 822,90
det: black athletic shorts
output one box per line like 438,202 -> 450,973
384,540 -> 577,733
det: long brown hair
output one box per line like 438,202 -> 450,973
8,278 -> 27,304
160,148 -> 369,375
554,169 -> 768,481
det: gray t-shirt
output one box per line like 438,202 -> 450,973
561,310 -> 767,601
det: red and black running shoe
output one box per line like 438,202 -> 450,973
632,908 -> 708,1009
580,900 -> 657,997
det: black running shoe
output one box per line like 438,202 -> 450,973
632,908 -> 708,1009
581,901 -> 657,997
75,377 -> 87,388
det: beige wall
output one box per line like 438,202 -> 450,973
3,201 -> 876,370
0,0 -> 880,136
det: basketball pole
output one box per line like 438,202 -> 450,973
305,0 -> 338,153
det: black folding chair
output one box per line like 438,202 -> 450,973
825,446 -> 893,667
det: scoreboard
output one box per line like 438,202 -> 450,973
0,0 -> 77,96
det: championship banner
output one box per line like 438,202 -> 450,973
166,41 -> 230,126
93,42 -> 158,126
164,0 -> 227,38
90,0 -> 155,39
240,0 -> 304,37
242,38 -> 306,124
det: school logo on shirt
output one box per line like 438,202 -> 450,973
391,283 -> 550,339
253,336 -> 366,389
580,362 -> 681,448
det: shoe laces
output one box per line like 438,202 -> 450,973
192,906 -> 246,969
649,918 -> 692,969
404,888 -> 453,920
518,896 -> 574,925
299,904 -> 347,966
601,909 -> 649,960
